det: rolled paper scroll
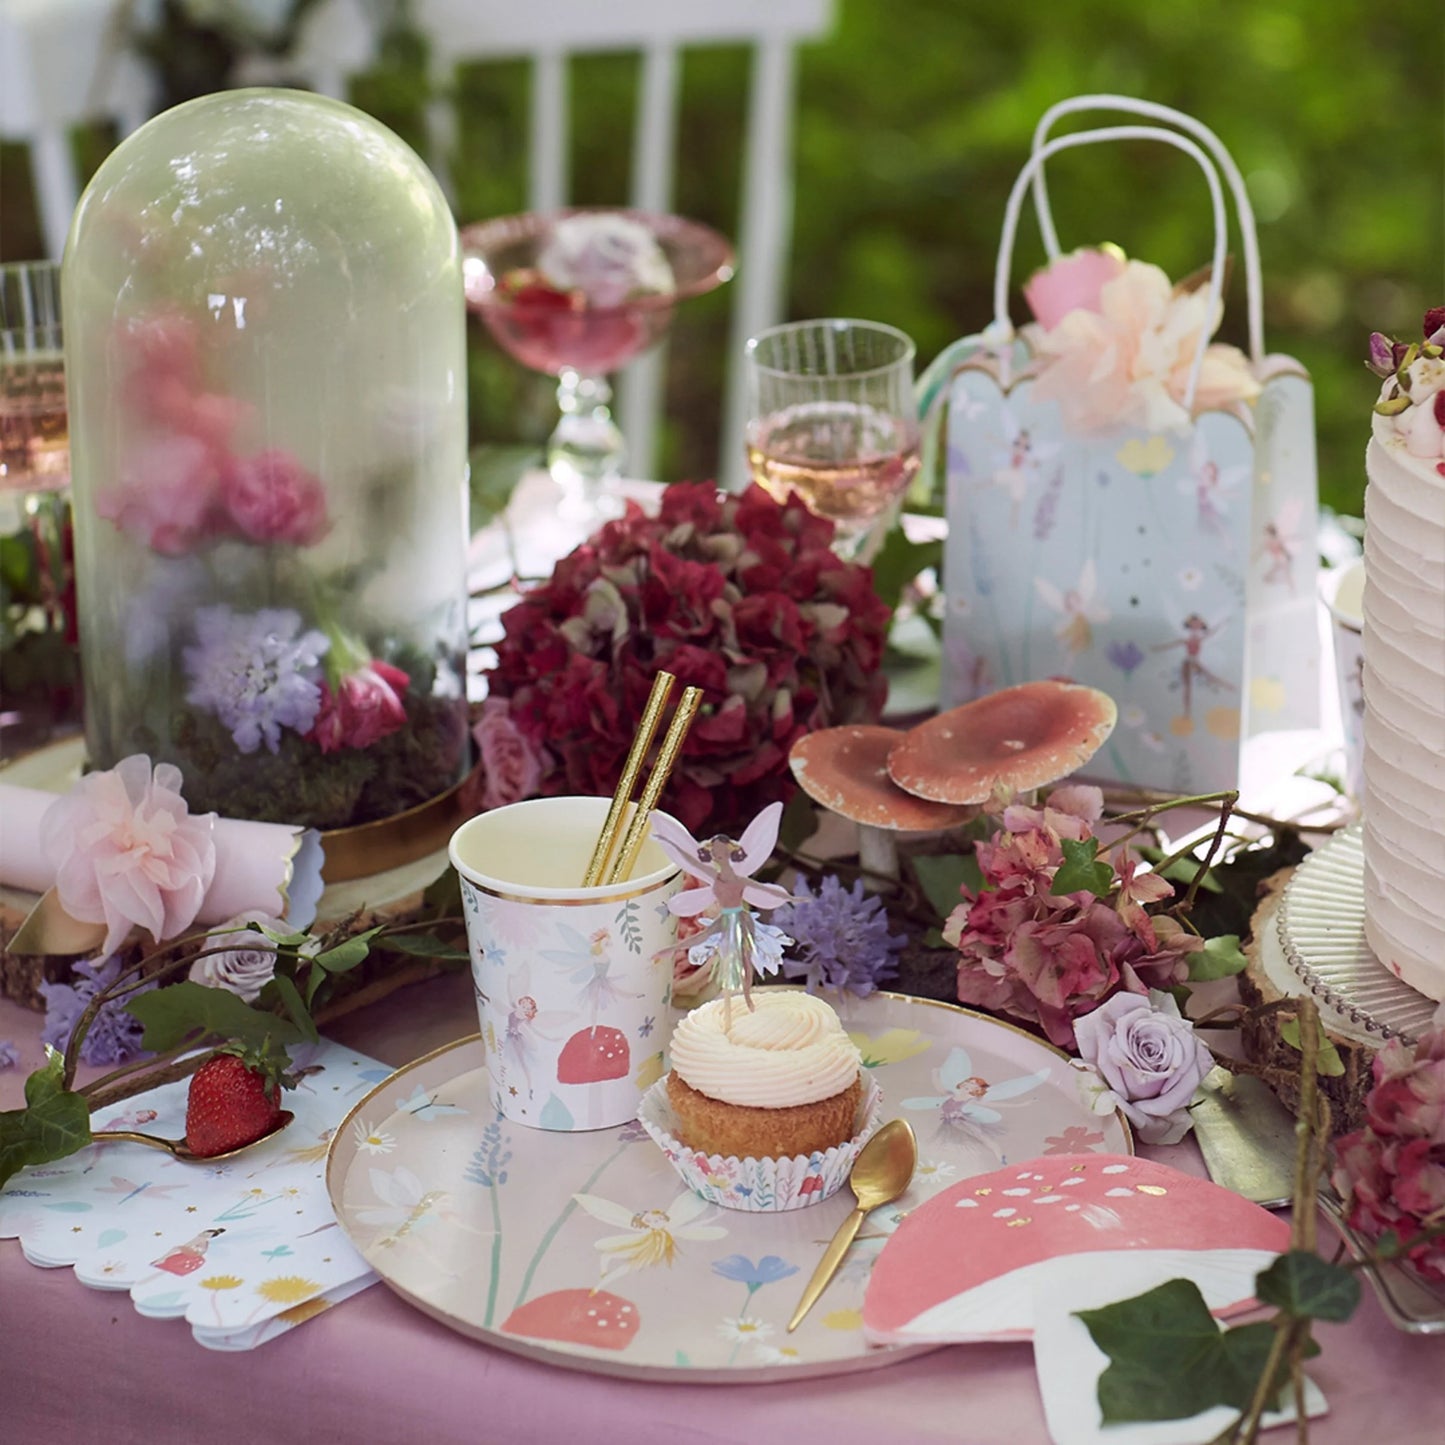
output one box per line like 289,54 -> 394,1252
0,781 -> 324,953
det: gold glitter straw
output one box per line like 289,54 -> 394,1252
581,670 -> 677,887
605,685 -> 703,885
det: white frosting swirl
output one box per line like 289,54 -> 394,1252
669,991 -> 862,1108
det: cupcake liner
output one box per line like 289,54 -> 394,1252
636,1076 -> 884,1212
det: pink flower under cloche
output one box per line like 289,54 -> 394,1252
39,754 -> 218,954
307,661 -> 411,754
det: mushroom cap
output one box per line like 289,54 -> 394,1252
887,681 -> 1117,804
862,1154 -> 1291,1345
502,1287 -> 640,1350
556,1026 -> 631,1084
789,726 -> 978,831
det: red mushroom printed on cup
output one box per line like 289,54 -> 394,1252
789,725 -> 977,890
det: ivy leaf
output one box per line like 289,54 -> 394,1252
421,866 -> 462,917
910,853 -> 981,923
249,922 -> 313,950
263,972 -> 320,1044
380,934 -> 472,963
1279,1018 -> 1346,1076
1188,933 -> 1249,981
1255,1250 -> 1361,1323
1052,837 -> 1115,898
124,981 -> 304,1052
0,1049 -> 93,1189
1077,1279 -> 1293,1423
311,927 -> 384,974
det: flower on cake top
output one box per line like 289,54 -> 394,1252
536,213 -> 675,308
1023,248 -> 1261,434
183,605 -> 328,754
1367,307 -> 1445,470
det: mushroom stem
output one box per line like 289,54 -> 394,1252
857,825 -> 900,890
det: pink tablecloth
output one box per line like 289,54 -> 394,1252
3,978 -> 1442,1445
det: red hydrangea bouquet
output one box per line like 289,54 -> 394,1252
482,482 -> 891,835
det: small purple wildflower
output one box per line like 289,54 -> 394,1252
1107,639 -> 1145,675
183,605 -> 328,754
773,875 -> 906,997
0,1039 -> 20,1070
39,956 -> 154,1067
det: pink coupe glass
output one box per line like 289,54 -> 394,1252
460,209 -> 732,518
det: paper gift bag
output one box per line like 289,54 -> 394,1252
935,107 -> 1319,794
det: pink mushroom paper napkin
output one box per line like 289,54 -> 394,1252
0,1037 -> 383,1351
862,1155 -> 1327,1443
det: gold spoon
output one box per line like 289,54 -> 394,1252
100,1111 -> 296,1163
787,1117 -> 917,1332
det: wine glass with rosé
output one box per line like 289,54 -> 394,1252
460,209 -> 733,523
744,318 -> 921,558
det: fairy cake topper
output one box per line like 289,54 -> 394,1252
650,801 -> 794,1013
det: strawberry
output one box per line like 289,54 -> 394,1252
184,1041 -> 294,1158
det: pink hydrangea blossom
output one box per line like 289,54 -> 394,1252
97,435 -> 227,556
1072,989 -> 1212,1144
1332,1026 -> 1445,1282
1022,246 -> 1127,330
39,754 -> 217,954
307,660 -> 410,753
470,698 -> 547,810
224,449 -> 331,547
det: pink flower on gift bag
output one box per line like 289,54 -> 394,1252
307,660 -> 410,753
1022,246 -> 1127,330
39,754 -> 218,954
471,698 -> 547,810
224,449 -> 331,547
96,434 -> 227,556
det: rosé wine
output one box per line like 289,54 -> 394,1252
0,353 -> 69,493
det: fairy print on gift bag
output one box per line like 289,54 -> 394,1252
925,100 -> 1319,793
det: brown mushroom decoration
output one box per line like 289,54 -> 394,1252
789,725 -> 977,886
886,681 -> 1117,805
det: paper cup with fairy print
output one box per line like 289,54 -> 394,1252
449,796 -> 682,1131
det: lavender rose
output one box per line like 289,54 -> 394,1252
188,910 -> 288,1002
1072,989 -> 1212,1145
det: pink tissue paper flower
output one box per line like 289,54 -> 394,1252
1031,258 -> 1261,434
1023,246 -> 1127,330
224,449 -> 331,547
307,660 -> 411,754
1072,989 -> 1213,1145
40,754 -> 218,955
470,698 -> 547,811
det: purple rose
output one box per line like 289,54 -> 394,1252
1073,990 -> 1212,1144
188,910 -> 288,1003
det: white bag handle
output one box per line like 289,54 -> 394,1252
993,125 -> 1229,412
1030,95 -> 1264,363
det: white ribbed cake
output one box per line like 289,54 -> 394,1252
1361,334 -> 1445,1001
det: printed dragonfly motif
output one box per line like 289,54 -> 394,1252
93,1175 -> 188,1207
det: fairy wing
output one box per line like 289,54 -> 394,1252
981,1066 -> 1053,1102
1033,577 -> 1066,614
572,1193 -> 639,1229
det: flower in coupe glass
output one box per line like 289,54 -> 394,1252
39,753 -> 217,953
183,605 -> 328,753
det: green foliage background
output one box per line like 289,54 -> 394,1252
3,0 -> 1439,516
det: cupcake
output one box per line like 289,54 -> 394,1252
638,989 -> 881,1211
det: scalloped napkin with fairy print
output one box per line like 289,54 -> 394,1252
0,1037 -> 387,1350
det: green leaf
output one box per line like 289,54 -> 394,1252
312,927 -> 384,974
1139,847 -> 1226,895
1052,837 -> 1115,898
1189,933 -> 1250,981
249,923 -> 313,950
0,1050 -> 92,1189
422,866 -> 463,917
910,852 -> 980,923
1255,1250 -> 1361,1323
265,972 -> 319,1044
380,933 -> 472,962
1077,1279 -> 1289,1423
778,788 -> 818,855
124,981 -> 304,1052
868,529 -> 944,614
1279,1018 -> 1346,1076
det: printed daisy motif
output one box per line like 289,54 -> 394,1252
717,1315 -> 773,1344
914,1159 -> 957,1187
573,1190 -> 727,1283
752,1341 -> 803,1365
352,1119 -> 397,1155
847,1027 -> 931,1069
255,1275 -> 321,1305
1178,565 -> 1204,591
